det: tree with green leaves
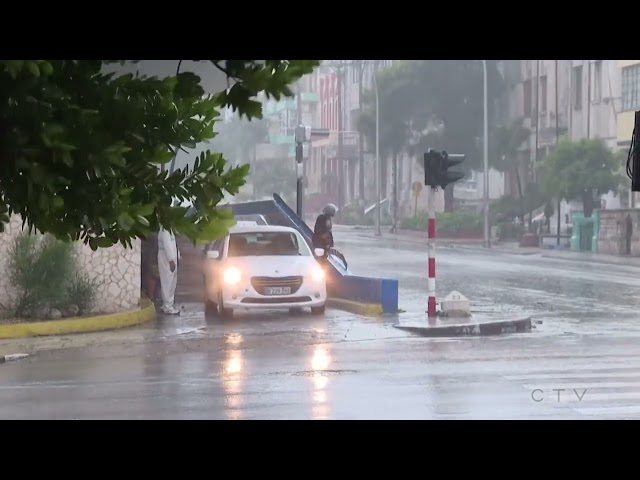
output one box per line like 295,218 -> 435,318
0,60 -> 318,249
357,60 -> 504,212
490,118 -> 531,217
252,157 -> 296,203
538,137 -> 622,218
357,63 -> 415,231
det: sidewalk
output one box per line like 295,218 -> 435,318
444,241 -> 640,268
344,225 -> 640,269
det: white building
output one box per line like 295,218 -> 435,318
502,60 -> 623,233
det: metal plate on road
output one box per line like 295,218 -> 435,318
264,287 -> 291,295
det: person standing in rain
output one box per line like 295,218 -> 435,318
141,231 -> 161,305
157,227 -> 180,315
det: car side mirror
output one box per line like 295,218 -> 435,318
207,251 -> 220,260
314,248 -> 325,257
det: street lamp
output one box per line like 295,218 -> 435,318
373,66 -> 382,237
482,60 -> 490,248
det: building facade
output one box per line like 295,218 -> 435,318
501,60 -> 624,234
617,60 -> 640,207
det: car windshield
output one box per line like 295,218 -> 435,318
228,231 -> 310,257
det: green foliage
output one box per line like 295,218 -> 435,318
8,234 -> 75,317
252,157 -> 296,202
491,195 -> 521,223
496,222 -> 525,241
67,272 -> 102,315
209,116 -> 270,167
400,212 -> 483,235
357,60 -> 504,173
539,137 -> 621,202
0,60 -> 319,249
490,118 -> 531,172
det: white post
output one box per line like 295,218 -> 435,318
373,69 -> 381,236
482,60 -> 490,248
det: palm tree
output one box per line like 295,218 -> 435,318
490,118 -> 531,216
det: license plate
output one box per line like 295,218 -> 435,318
264,286 -> 291,295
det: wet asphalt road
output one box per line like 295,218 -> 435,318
2,227 -> 640,419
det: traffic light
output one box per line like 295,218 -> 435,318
438,151 -> 465,189
423,149 -> 440,187
423,149 -> 466,188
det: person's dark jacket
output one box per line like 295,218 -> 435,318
313,214 -> 334,254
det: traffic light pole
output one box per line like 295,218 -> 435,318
427,186 -> 437,320
423,149 -> 466,321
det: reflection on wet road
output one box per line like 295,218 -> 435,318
1,228 -> 640,419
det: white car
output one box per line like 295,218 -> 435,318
203,225 -> 327,317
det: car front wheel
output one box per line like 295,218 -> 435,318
219,290 -> 234,318
311,305 -> 326,315
204,299 -> 219,318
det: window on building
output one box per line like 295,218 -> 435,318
523,79 -> 532,117
622,64 -> 640,111
593,61 -> 602,103
572,65 -> 583,110
539,75 -> 547,112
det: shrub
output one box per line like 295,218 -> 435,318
496,222 -> 525,241
7,233 -> 101,319
67,272 -> 102,315
400,212 -> 483,236
8,234 -> 76,317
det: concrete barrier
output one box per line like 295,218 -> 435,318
328,274 -> 399,315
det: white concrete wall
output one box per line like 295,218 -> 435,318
0,216 -> 141,315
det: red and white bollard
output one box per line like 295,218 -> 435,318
427,187 -> 437,319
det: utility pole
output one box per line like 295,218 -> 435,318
587,60 -> 591,139
295,82 -> 304,217
373,61 -> 382,236
555,60 -> 561,246
337,61 -> 345,214
357,61 -> 365,202
482,60 -> 490,248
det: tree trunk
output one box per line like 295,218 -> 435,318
582,190 -> 595,218
391,152 -> 398,233
381,155 -> 389,198
444,184 -> 454,213
349,160 -> 357,206
358,63 -> 365,202
398,152 -> 405,210
515,168 -> 524,216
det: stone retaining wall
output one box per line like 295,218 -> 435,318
0,215 -> 141,314
598,209 -> 640,256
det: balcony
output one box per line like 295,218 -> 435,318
301,92 -> 319,103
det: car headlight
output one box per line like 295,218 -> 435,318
223,267 -> 241,285
311,267 -> 325,282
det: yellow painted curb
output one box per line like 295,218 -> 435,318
0,299 -> 156,339
327,298 -> 383,317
